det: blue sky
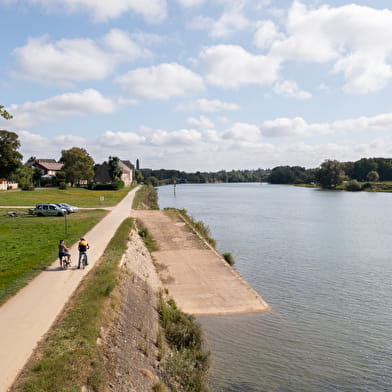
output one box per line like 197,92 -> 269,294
1,0 -> 392,171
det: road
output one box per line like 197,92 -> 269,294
0,187 -> 138,392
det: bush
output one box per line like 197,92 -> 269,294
345,179 -> 362,191
58,182 -> 67,190
222,252 -> 235,266
21,184 -> 35,191
158,295 -> 211,392
361,182 -> 372,190
91,183 -> 121,190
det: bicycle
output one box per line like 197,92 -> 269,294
61,254 -> 71,269
79,252 -> 87,269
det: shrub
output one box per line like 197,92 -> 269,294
21,184 -> 34,191
92,183 -> 119,190
361,182 -> 372,190
58,182 -> 67,190
158,295 -> 211,392
366,170 -> 379,182
222,252 -> 235,266
345,179 -> 362,191
152,382 -> 169,392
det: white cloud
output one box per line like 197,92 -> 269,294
101,131 -> 146,146
176,98 -> 239,112
149,128 -> 203,146
273,80 -> 312,99
176,0 -> 205,7
333,53 -> 392,94
269,1 -> 392,93
201,45 -> 281,88
13,36 -> 115,84
254,20 -> 284,49
13,31 -> 151,85
15,112 -> 392,171
102,29 -> 151,60
2,89 -> 116,129
223,122 -> 261,142
21,0 -> 167,23
259,112 -> 392,138
190,6 -> 249,38
187,115 -> 214,129
116,63 -> 204,99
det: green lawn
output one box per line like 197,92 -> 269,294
0,208 -> 108,305
0,187 -> 132,207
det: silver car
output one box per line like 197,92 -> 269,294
56,203 -> 78,213
35,203 -> 67,216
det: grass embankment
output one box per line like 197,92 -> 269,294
13,218 -> 134,392
133,184 -> 159,210
0,187 -> 132,207
156,295 -> 211,392
0,209 -> 107,305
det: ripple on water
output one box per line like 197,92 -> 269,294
158,184 -> 392,392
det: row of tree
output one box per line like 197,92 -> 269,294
140,168 -> 269,186
140,158 -> 392,189
268,158 -> 391,188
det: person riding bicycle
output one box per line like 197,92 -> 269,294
78,238 -> 90,269
58,239 -> 71,268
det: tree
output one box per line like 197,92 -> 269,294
0,105 -> 12,120
366,170 -> 379,182
268,166 -> 295,184
60,147 -> 94,186
108,156 -> 122,182
14,166 -> 33,189
135,169 -> 144,183
0,130 -> 23,179
315,160 -> 345,188
352,158 -> 377,181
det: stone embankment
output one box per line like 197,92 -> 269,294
102,229 -> 164,392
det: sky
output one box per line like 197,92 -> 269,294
1,0 -> 392,171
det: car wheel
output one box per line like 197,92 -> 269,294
58,212 -> 63,216
37,212 -> 43,216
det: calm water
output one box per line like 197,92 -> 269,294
158,183 -> 392,392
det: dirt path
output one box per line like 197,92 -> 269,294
134,209 -> 270,315
0,187 -> 138,392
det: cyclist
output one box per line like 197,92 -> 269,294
58,239 -> 71,268
78,238 -> 90,269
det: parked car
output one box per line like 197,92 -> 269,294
56,203 -> 78,213
35,203 -> 67,216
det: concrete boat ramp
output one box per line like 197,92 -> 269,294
133,210 -> 270,315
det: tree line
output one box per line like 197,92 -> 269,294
141,158 -> 392,190
268,158 -> 392,189
140,168 -> 269,186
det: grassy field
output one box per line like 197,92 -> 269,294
13,218 -> 134,392
0,208 -> 107,305
0,187 -> 132,207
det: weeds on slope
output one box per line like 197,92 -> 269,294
169,208 -> 216,248
157,294 -> 211,392
13,218 -> 134,392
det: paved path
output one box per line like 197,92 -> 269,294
0,187 -> 138,392
134,210 -> 270,315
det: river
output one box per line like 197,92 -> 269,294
157,183 -> 392,392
